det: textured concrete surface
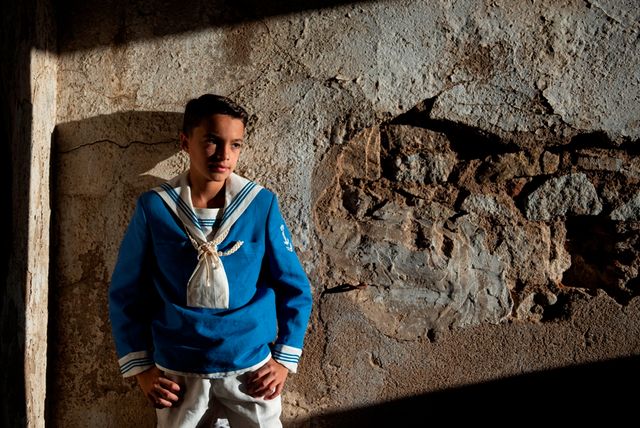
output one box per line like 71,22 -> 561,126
33,0 -> 640,426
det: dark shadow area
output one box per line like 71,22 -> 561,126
47,110 -> 182,425
565,130 -> 615,150
53,0 -> 377,52
563,216 -> 637,305
0,0 -> 34,425
307,355 -> 640,427
388,96 -> 519,160
53,110 -> 182,154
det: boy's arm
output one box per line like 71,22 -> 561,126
109,196 -> 156,378
264,194 -> 313,373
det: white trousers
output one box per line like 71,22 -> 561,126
156,372 -> 282,428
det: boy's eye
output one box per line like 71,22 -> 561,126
232,142 -> 243,149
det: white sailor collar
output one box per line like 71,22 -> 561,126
154,171 -> 263,309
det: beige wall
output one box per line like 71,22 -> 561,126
6,0 -> 637,426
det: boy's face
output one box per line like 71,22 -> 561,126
180,113 -> 245,186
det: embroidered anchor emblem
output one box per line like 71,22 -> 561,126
280,224 -> 294,252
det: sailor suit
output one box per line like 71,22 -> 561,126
109,172 -> 313,380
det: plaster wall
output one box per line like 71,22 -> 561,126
48,0 -> 639,426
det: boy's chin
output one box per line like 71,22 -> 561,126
206,171 -> 232,182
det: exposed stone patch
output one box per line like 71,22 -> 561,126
382,125 -> 457,184
516,290 -> 559,322
575,150 -> 624,172
316,125 -> 517,337
477,149 -> 542,183
316,97 -> 639,336
541,150 -> 560,175
611,192 -> 640,221
525,173 -> 603,221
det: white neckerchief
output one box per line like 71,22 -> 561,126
154,171 -> 263,309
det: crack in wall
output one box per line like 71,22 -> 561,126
584,0 -> 632,29
57,138 -> 178,154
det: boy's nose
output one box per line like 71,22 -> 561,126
214,143 -> 230,160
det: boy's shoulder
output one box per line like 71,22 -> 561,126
135,188 -> 170,213
139,188 -> 164,203
246,184 -> 277,214
254,184 -> 276,200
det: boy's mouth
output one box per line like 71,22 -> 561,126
208,164 -> 229,172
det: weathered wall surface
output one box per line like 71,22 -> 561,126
49,0 -> 639,426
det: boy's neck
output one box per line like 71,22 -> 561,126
188,172 -> 226,209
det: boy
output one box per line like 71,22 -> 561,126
109,94 -> 313,427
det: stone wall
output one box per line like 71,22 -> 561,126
45,0 -> 639,426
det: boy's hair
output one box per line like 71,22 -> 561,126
182,94 -> 249,135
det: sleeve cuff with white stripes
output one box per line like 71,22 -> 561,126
271,344 -> 302,373
118,350 -> 155,378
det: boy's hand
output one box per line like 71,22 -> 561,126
246,358 -> 288,400
135,366 -> 182,409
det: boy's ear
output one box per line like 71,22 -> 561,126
179,132 -> 189,151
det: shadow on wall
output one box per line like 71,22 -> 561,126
1,0 -> 34,424
47,110 -> 184,426
54,0 -> 376,52
307,355 -> 639,427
